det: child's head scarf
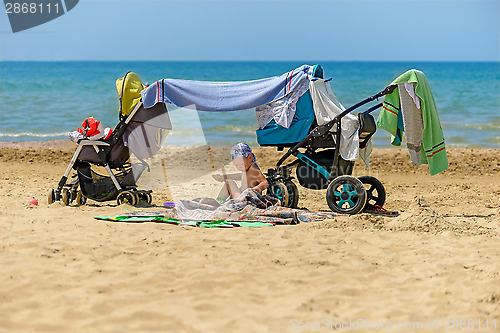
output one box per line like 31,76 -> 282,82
230,142 -> 258,167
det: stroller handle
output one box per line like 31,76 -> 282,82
334,84 -> 397,123
275,84 -> 397,168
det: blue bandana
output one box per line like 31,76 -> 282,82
229,142 -> 258,167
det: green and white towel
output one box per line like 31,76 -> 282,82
377,69 -> 448,176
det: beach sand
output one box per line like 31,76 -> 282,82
0,141 -> 499,332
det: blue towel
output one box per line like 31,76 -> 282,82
141,65 -> 312,112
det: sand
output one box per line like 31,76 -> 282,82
0,141 -> 499,332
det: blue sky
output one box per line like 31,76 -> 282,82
1,0 -> 499,61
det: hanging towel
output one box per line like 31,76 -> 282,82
377,70 -> 448,175
309,79 -> 360,161
398,83 -> 424,165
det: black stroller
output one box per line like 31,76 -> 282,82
48,72 -> 171,206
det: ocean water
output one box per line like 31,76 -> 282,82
0,61 -> 498,148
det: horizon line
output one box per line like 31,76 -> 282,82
1,59 -> 499,63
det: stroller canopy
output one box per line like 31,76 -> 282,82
117,72 -> 145,119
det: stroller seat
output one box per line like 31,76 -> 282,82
358,112 -> 377,149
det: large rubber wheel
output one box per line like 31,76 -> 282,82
285,180 -> 299,208
117,191 -> 137,206
358,176 -> 386,211
268,181 -> 290,207
326,176 -> 367,215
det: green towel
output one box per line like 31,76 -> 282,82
94,215 -> 274,228
377,70 -> 448,175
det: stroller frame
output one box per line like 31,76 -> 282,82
50,101 -> 152,206
266,84 -> 397,214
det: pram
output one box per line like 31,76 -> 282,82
48,72 -> 172,206
140,64 -> 397,214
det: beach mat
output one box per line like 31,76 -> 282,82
94,215 -> 274,228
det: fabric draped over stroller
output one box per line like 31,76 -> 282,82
141,64 -> 367,162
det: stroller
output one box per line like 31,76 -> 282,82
48,72 -> 172,206
138,64 -> 396,214
257,66 -> 396,214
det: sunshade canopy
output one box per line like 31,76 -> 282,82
140,65 -> 314,112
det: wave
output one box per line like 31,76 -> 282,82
0,132 -> 68,138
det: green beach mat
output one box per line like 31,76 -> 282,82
94,215 -> 274,228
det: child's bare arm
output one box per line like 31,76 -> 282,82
212,172 -> 242,182
251,170 -> 269,193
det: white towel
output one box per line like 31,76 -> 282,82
309,79 -> 360,161
398,83 -> 424,165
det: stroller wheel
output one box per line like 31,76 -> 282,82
285,180 -> 299,208
117,191 -> 137,206
75,190 -> 87,205
145,193 -> 152,204
138,192 -> 152,204
268,181 -> 290,207
358,176 -> 386,211
48,189 -> 55,204
326,176 -> 367,215
61,188 -> 70,206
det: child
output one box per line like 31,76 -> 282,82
213,142 -> 268,203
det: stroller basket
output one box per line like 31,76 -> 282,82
296,149 -> 354,190
77,163 -> 142,202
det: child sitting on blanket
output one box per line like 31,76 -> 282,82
213,142 -> 268,204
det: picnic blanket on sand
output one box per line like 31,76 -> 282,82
95,189 -> 338,227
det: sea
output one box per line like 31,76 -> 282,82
0,61 -> 499,148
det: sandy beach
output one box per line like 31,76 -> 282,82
0,141 -> 499,332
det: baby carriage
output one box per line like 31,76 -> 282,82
139,64 -> 396,214
48,72 -> 172,206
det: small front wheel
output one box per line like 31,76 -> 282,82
268,181 -> 290,207
117,191 -> 137,206
138,192 -> 152,204
48,189 -> 55,205
61,188 -> 70,206
284,180 -> 299,208
75,190 -> 87,205
326,176 -> 367,215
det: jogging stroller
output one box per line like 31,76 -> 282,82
256,65 -> 396,214
48,72 -> 172,206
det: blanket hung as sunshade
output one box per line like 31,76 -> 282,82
141,65 -> 312,112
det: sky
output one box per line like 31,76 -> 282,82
0,0 -> 499,61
